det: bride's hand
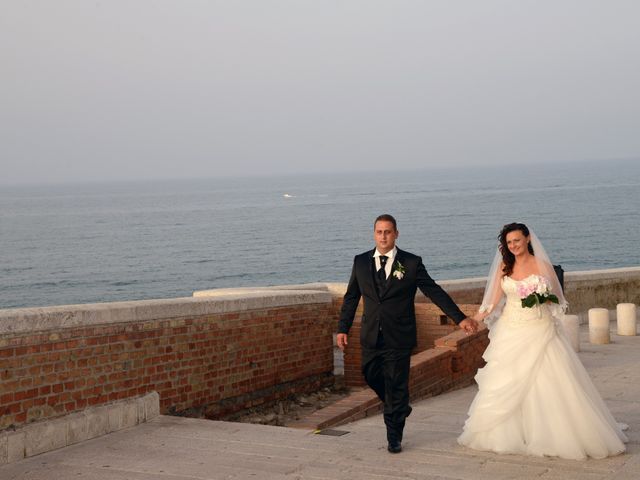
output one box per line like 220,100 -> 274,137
472,311 -> 488,323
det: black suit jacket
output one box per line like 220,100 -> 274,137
338,248 -> 466,350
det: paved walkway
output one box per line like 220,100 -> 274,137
2,325 -> 639,479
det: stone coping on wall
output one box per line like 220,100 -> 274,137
317,266 -> 640,296
193,281 -> 485,306
0,290 -> 332,336
565,266 -> 640,281
0,391 -> 159,466
2,266 -> 637,336
440,267 -> 640,284
196,265 -> 640,305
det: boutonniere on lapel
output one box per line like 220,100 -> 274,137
392,261 -> 406,280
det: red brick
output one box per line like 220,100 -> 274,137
1,392 -> 14,404
0,348 -> 14,358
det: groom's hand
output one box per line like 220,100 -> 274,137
459,318 -> 478,335
336,333 -> 348,351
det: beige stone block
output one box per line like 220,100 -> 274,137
617,303 -> 637,336
85,407 -> 109,438
7,431 -> 25,463
561,314 -> 580,352
136,395 -> 146,422
145,391 -> 160,420
67,411 -> 89,445
589,307 -> 610,344
122,400 -> 138,428
107,403 -> 123,432
0,434 -> 7,465
25,420 -> 66,457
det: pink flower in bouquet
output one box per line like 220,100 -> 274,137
516,282 -> 537,298
517,275 -> 559,308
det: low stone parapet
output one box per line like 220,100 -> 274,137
437,267 -> 640,316
0,391 -> 159,466
562,267 -> 640,318
0,290 -> 334,431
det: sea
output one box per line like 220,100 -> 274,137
1,159 -> 639,310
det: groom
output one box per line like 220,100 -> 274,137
337,214 -> 478,453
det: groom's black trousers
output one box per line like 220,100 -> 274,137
361,334 -> 412,444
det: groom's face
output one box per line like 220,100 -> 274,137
374,220 -> 398,254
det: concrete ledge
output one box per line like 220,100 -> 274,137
3,267 -> 636,336
202,280 -> 486,300
0,290 -> 331,336
194,283 -> 332,295
0,392 -> 159,466
302,267 -> 640,311
563,267 -> 640,315
567,266 -> 640,281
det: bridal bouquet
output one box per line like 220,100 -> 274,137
517,275 -> 559,308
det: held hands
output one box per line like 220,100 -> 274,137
336,333 -> 348,351
338,317 -> 480,348
459,317 -> 479,335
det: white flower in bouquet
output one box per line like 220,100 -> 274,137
517,275 -> 559,308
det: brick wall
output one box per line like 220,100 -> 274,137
289,326 -> 490,430
0,295 -> 334,430
3,266 -> 635,433
341,303 -> 480,387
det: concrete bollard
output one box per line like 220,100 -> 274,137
589,308 -> 610,344
616,303 -> 637,336
560,314 -> 580,352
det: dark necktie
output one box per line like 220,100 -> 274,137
378,255 -> 388,283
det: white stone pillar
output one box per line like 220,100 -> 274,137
589,308 -> 610,344
616,303 -> 637,336
560,314 -> 580,352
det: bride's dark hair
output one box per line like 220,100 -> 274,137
499,222 -> 534,276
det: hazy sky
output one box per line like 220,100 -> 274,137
2,1 -> 639,185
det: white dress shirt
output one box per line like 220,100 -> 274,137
373,247 -> 397,280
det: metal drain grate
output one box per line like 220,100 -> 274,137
314,429 -> 350,436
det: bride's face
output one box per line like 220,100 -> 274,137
506,230 -> 530,257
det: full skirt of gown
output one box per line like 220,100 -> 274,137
457,276 -> 627,460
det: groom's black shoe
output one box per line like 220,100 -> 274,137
387,441 -> 402,453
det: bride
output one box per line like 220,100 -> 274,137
458,222 -> 627,460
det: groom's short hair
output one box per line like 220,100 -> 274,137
374,214 -> 397,231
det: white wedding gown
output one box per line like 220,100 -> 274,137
458,275 -> 627,460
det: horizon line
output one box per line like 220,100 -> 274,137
1,156 -> 638,189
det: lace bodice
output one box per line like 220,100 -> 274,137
500,274 -> 553,323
